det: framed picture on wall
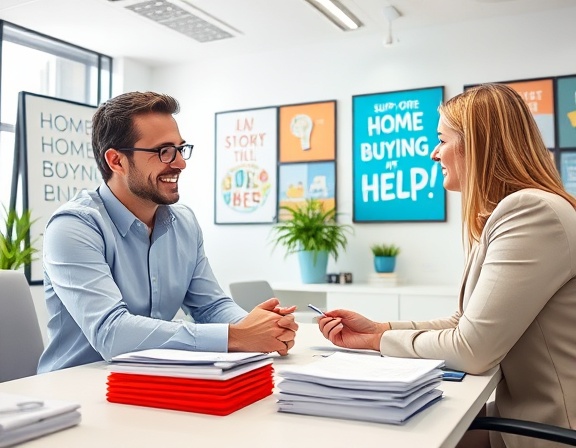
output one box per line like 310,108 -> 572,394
560,151 -> 576,196
277,161 -> 336,221
14,91 -> 99,284
466,78 -> 556,149
467,74 -> 576,192
556,75 -> 576,149
214,107 -> 278,224
278,100 -> 336,163
352,86 -> 445,222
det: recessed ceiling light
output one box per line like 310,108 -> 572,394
303,0 -> 364,31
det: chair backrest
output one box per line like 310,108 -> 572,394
0,270 -> 44,382
469,417 -> 576,446
229,280 -> 275,312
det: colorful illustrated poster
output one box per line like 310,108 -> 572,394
214,107 -> 277,224
560,152 -> 576,196
504,79 -> 555,148
352,86 -> 445,222
278,161 -> 336,221
556,76 -> 576,148
279,101 -> 336,162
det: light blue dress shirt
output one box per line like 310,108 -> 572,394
38,183 -> 247,373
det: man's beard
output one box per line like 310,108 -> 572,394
127,159 -> 180,205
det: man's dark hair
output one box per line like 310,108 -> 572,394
92,91 -> 180,182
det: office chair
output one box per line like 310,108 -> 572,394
0,270 -> 44,382
228,280 -> 276,312
469,417 -> 576,446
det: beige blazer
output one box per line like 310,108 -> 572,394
382,189 -> 576,448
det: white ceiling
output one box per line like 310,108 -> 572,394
0,0 -> 574,67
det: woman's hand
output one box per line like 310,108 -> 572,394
317,309 -> 389,351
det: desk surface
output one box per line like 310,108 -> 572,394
0,324 -> 500,448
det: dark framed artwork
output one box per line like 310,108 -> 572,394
352,86 -> 445,222
214,107 -> 278,224
277,161 -> 336,221
13,91 -> 99,284
466,78 -> 556,149
467,74 -> 576,192
560,151 -> 576,196
278,100 -> 336,163
556,75 -> 576,149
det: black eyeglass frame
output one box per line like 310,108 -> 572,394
116,144 -> 194,164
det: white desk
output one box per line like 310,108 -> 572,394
0,324 -> 500,448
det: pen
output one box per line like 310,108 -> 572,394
307,304 -> 326,316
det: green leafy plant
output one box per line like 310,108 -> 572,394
370,243 -> 400,257
0,205 -> 38,270
271,199 -> 352,261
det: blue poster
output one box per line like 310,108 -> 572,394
352,86 -> 445,222
556,76 -> 576,149
560,152 -> 576,196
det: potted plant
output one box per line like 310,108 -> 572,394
271,199 -> 352,284
0,205 -> 38,270
370,243 -> 400,273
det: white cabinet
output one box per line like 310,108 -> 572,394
271,283 -> 458,322
327,292 -> 399,321
399,294 -> 458,321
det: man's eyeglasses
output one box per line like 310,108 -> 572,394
116,144 -> 194,164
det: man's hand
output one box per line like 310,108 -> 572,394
228,298 -> 298,356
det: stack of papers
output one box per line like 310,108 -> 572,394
368,272 -> 399,286
106,349 -> 274,415
276,352 -> 444,424
0,393 -> 81,448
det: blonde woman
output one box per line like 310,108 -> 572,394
317,84 -> 576,448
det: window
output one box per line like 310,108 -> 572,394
0,21 -> 112,211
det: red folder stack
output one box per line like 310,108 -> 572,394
105,349 -> 274,416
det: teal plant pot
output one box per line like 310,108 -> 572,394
374,256 -> 396,273
298,250 -> 329,284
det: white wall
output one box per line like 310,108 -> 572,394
143,6 -> 575,295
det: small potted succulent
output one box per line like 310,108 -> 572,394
370,243 -> 400,273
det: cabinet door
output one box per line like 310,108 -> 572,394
327,292 -> 399,321
399,294 -> 458,321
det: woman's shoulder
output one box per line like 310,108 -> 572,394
501,188 -> 571,209
493,188 -> 576,224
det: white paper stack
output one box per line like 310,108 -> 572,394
276,352 -> 444,424
108,349 -> 272,380
368,272 -> 399,286
0,393 -> 81,448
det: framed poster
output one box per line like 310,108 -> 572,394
14,91 -> 99,284
560,151 -> 576,196
556,75 -> 576,149
278,161 -> 336,221
505,79 -> 555,149
279,100 -> 336,163
352,86 -> 445,222
466,78 -> 556,149
214,107 -> 278,224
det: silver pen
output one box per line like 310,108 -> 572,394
308,304 -> 326,316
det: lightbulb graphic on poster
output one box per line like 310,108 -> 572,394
352,86 -> 445,222
215,107 -> 277,224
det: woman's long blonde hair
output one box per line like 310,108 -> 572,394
439,83 -> 576,249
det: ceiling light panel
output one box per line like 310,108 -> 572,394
109,0 -> 237,42
303,0 -> 363,31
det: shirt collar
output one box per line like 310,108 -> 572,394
97,182 -> 175,238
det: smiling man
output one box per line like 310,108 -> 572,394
38,91 -> 297,373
